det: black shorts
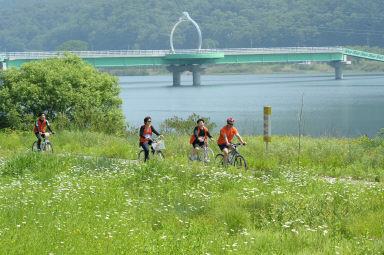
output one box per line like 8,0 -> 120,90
192,140 -> 205,148
35,132 -> 47,139
218,144 -> 229,151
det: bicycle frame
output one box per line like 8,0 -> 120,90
41,138 -> 49,150
32,132 -> 54,153
215,143 -> 247,169
201,139 -> 210,152
188,139 -> 214,163
227,144 -> 241,164
138,138 -> 165,162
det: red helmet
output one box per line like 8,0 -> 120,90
227,117 -> 235,124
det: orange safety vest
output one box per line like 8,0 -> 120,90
217,125 -> 238,145
34,119 -> 47,133
139,125 -> 152,143
190,126 -> 208,144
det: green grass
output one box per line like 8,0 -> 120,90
0,130 -> 384,254
2,130 -> 384,180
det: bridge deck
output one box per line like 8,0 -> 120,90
1,47 -> 384,68
2,47 -> 342,59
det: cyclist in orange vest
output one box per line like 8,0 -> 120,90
217,117 -> 246,165
189,119 -> 214,160
34,112 -> 55,150
139,116 -> 164,162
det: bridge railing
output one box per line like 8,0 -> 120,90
1,47 -> 345,60
216,47 -> 344,54
2,50 -> 171,60
343,48 -> 384,62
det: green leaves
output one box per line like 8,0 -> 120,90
0,54 -> 125,133
56,40 -> 88,51
161,113 -> 217,134
1,0 -> 384,51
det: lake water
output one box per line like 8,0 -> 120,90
119,73 -> 384,138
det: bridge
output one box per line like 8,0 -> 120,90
1,47 -> 384,86
2,12 -> 384,86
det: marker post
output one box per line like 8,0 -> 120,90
263,106 -> 271,153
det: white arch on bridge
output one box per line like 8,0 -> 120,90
170,12 -> 202,53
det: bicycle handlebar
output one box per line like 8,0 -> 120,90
149,138 -> 162,143
41,132 -> 55,135
231,143 -> 245,146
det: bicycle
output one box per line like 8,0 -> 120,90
215,143 -> 247,169
138,139 -> 165,162
32,132 -> 54,153
188,139 -> 215,164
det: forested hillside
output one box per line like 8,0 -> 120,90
1,0 -> 383,51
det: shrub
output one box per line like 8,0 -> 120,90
160,113 -> 217,134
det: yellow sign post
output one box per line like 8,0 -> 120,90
263,106 -> 271,153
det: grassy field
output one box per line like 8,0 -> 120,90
0,130 -> 383,254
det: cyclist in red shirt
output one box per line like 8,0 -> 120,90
34,112 -> 55,150
217,117 -> 246,165
139,116 -> 164,162
189,119 -> 214,160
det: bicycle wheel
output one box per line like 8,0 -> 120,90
201,147 -> 215,164
43,142 -> 54,153
155,151 -> 165,160
187,147 -> 196,162
32,141 -> 39,152
234,155 -> 247,169
215,154 -> 225,166
138,150 -> 146,162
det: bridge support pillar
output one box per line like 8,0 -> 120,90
332,61 -> 344,80
191,65 -> 205,86
167,65 -> 185,86
172,70 -> 181,86
329,58 -> 351,80
167,64 -> 205,86
192,70 -> 200,86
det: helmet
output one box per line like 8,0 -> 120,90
227,117 -> 235,124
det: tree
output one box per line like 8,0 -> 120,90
56,40 -> 89,51
0,53 -> 125,133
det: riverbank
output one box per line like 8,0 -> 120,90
101,58 -> 384,76
0,130 -> 383,253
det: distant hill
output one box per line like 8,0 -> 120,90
1,0 -> 384,51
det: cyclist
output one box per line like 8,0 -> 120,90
139,116 -> 164,162
217,117 -> 246,165
189,118 -> 214,160
34,112 -> 55,151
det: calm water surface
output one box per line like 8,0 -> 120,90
119,73 -> 384,137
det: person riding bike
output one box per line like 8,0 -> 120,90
139,116 -> 164,162
189,118 -> 214,160
34,112 -> 55,151
217,117 -> 246,165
